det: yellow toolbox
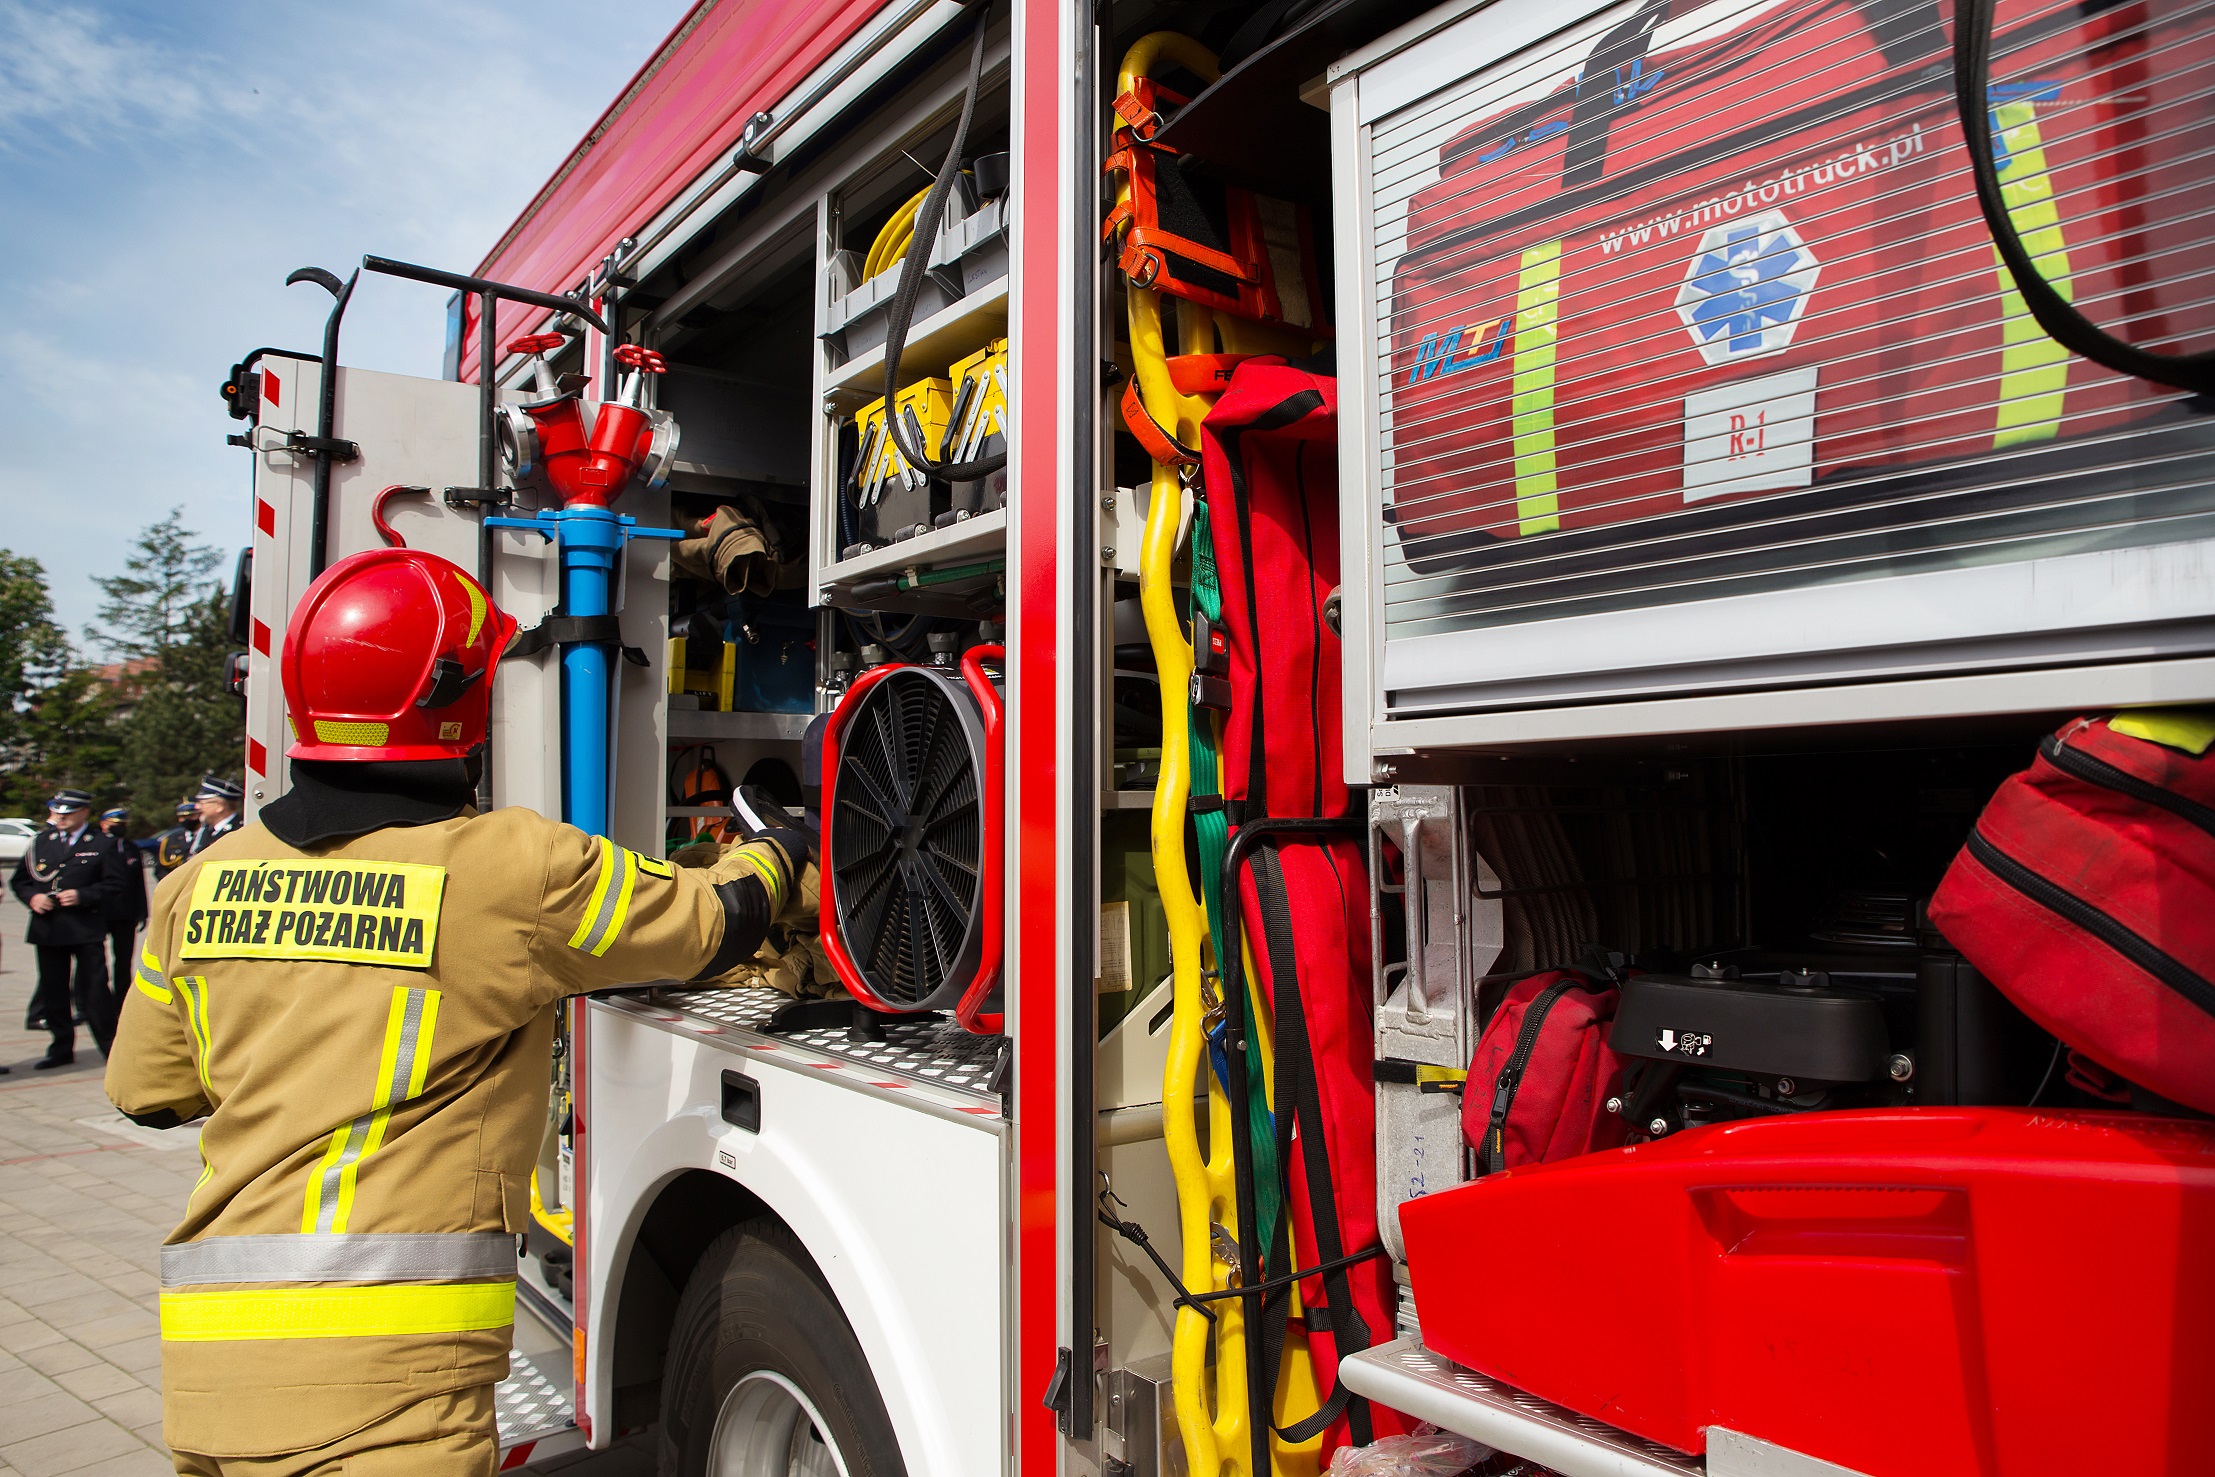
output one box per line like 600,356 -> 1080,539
666,636 -> 736,712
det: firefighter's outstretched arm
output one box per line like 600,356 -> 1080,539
105,937 -> 213,1130
529,820 -> 799,1002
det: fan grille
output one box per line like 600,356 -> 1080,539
828,668 -> 986,1009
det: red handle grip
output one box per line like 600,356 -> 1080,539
508,332 -> 567,357
371,485 -> 431,548
955,644 -> 1006,1035
613,344 -> 667,374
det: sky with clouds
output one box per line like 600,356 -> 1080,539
0,0 -> 692,649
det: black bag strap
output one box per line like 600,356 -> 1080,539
1250,843 -> 1376,1447
507,614 -> 649,667
1955,0 -> 2215,394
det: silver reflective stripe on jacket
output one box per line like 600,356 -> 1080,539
160,1231 -> 517,1286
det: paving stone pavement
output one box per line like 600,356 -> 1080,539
0,874 -> 652,1473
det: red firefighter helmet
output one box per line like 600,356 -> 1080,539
280,548 -> 517,762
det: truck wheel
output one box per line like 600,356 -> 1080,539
659,1220 -> 907,1477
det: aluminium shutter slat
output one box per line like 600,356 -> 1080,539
1355,0 -> 2215,662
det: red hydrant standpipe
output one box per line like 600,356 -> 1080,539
483,338 -> 684,837
519,342 -> 667,509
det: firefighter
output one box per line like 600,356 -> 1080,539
98,806 -> 149,1023
8,788 -> 127,1067
154,800 -> 198,879
105,548 -> 804,1476
188,775 -> 244,854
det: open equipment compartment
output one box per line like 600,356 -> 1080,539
1330,0 -> 2215,758
811,19 -> 1014,616
1293,3 -> 2215,1473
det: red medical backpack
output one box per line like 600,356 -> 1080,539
1929,712 -> 2215,1115
1462,970 -> 1629,1172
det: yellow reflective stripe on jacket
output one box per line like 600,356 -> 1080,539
726,840 -> 788,907
302,986 -> 441,1235
134,950 -> 172,1004
1510,239 -> 1564,536
568,836 -> 639,957
174,978 -> 214,1093
159,1281 -> 515,1342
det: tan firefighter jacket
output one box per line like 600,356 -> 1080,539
105,806 -> 791,1458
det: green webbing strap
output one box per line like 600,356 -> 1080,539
1188,498 -> 1282,1261
1190,500 -> 1230,955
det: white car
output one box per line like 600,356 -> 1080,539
0,817 -> 39,864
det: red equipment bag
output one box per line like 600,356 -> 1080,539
1385,0 -> 2215,586
1203,360 -> 1402,1457
1399,1108 -> 2215,1477
1462,970 -> 1629,1172
1928,711 -> 2215,1115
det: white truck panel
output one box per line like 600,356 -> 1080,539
586,1003 -> 1007,1477
242,358 -> 484,813
241,358 -> 669,858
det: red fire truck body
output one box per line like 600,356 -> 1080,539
220,0 -> 2215,1473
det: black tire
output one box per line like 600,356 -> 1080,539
658,1219 -> 907,1477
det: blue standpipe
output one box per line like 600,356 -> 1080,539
485,505 -> 683,837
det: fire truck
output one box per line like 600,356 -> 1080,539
220,0 -> 2214,1473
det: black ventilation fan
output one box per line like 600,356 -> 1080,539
820,659 -> 1004,1030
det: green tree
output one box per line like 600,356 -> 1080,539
0,553 -> 75,815
11,667 -> 123,812
114,591 -> 244,826
92,512 -> 243,828
0,551 -> 67,757
89,508 -> 224,660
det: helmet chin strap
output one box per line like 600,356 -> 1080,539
414,657 -> 485,709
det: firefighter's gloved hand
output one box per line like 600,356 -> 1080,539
689,835 -> 800,983
707,833 -> 799,913
728,785 -> 815,869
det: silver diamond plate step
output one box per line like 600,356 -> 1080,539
495,1349 -> 582,1466
1337,1338 -> 1704,1477
625,987 -> 1008,1099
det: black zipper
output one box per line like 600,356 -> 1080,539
1485,977 -> 1577,1173
1964,828 -> 2215,1024
2041,733 -> 2215,841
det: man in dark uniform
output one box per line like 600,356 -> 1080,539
188,776 -> 244,854
154,799 -> 198,879
98,806 -> 148,1023
8,788 -> 128,1067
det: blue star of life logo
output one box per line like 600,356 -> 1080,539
1673,208 -> 1821,366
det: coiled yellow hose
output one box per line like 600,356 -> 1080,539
863,185 -> 931,282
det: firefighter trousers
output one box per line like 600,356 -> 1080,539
169,1385 -> 496,1476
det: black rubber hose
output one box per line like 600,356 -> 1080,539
881,7 -> 1010,482
1953,0 -> 2215,394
